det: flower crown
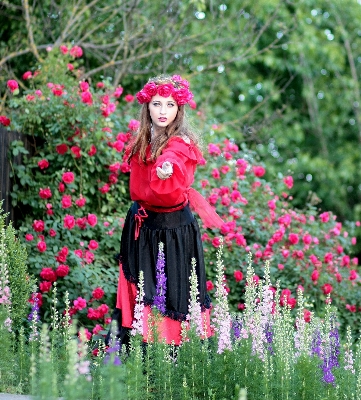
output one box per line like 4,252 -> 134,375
136,75 -> 194,106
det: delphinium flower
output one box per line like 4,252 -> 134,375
187,258 -> 203,337
153,242 -> 167,313
131,270 -> 145,336
104,339 -> 122,366
264,322 -> 274,355
294,288 -> 309,358
211,240 -> 232,353
310,327 -> 322,358
231,316 -> 242,341
343,326 -> 355,374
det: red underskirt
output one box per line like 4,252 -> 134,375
116,264 -> 213,345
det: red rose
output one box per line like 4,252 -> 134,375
79,81 -> 89,92
88,240 -> 99,250
87,214 -> 98,227
52,84 -> 64,96
288,233 -> 299,245
99,184 -> 110,194
39,187 -> 52,199
38,159 -> 49,169
97,304 -> 109,316
61,194 -> 72,209
37,241 -> 47,253
84,251 -> 95,264
29,292 -> 43,307
70,45 -> 83,58
349,270 -> 357,281
56,265 -> 70,277
108,174 -> 118,184
22,71 -> 32,80
303,309 -> 311,323
87,307 -> 101,320
0,116 -> 11,126
7,79 -> 19,92
322,283 -> 333,295
113,140 -> 124,152
206,280 -> 214,291
62,171 -> 75,184
92,287 -> 104,300
346,304 -> 357,313
88,144 -> 97,156
233,270 -> 243,282
56,144 -> 68,155
32,220 -> 45,232
75,197 -> 86,207
76,217 -> 87,230
311,269 -> 319,282
73,297 -> 87,310
39,281 -> 52,293
64,214 -> 75,229
40,267 -> 57,282
157,83 -> 174,98
113,86 -> 123,97
71,146 -> 81,158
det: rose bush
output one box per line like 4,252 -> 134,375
1,48 -> 360,335
195,138 -> 360,333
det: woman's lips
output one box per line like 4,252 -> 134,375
158,117 -> 167,122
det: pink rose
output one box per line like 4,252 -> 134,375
22,71 -> 32,80
49,229 -> 56,237
84,251 -> 95,264
113,86 -> 124,98
52,84 -> 64,96
188,99 -> 197,109
75,197 -> 86,207
76,217 -> 87,230
322,283 -> 333,295
96,82 -> 105,88
73,297 -> 87,311
206,280 -> 214,291
64,214 -> 75,229
61,194 -> 72,209
0,116 -> 11,126
212,168 -> 220,179
56,144 -> 68,155
120,162 -> 131,173
74,249 -> 83,258
67,63 -> 74,71
79,81 -> 89,92
58,182 -> 65,193
81,91 -> 92,105
87,308 -> 101,320
233,270 -> 243,282
252,165 -> 266,177
113,140 -> 124,152
59,45 -> 68,54
38,159 -> 49,169
349,270 -> 357,281
32,220 -> 45,232
87,214 -> 98,227
37,241 -> 47,253
40,267 -> 57,282
311,270 -> 319,282
288,233 -> 299,245
7,80 -> 19,92
62,171 -> 75,184
88,240 -> 99,250
97,304 -> 109,316
208,143 -> 221,156
157,83 -> 174,98
92,287 -> 104,300
124,94 -> 134,102
69,45 -> 83,58
283,176 -> 293,189
128,119 -> 140,132
25,234 -> 34,241
212,237 -> 221,248
39,188 -> 52,199
320,212 -> 329,223
56,265 -> 70,278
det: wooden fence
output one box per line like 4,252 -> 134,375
0,126 -> 33,226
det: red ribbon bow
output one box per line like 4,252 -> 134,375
134,206 -> 148,240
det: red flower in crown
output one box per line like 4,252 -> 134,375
157,83 -> 174,98
143,82 -> 158,96
173,88 -> 193,105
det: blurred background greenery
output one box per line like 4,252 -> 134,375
1,0 -> 361,245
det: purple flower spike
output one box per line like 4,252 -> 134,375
153,243 -> 167,314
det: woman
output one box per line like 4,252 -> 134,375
111,75 -> 223,346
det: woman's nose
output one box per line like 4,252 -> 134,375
160,105 -> 166,114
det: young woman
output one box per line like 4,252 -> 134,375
111,75 -> 223,346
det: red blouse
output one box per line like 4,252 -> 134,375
129,137 -> 202,210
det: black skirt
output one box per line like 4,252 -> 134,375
120,202 -> 211,321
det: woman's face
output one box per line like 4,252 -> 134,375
148,94 -> 178,134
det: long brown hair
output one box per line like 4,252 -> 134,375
127,76 -> 200,163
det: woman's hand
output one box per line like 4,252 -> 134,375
156,161 -> 173,180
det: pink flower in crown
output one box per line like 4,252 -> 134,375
172,75 -> 183,82
143,82 -> 158,97
173,88 -> 193,105
136,90 -> 152,104
157,83 -> 174,97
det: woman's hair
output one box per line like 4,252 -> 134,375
127,75 -> 200,163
